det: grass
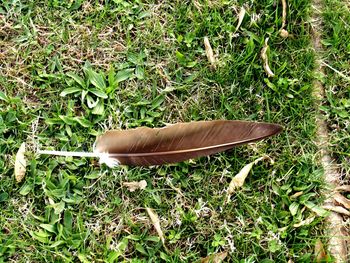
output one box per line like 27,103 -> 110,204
322,0 -> 350,183
0,0 -> 338,261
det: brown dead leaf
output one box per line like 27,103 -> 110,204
234,7 -> 246,33
146,207 -> 165,245
204,37 -> 216,69
15,142 -> 26,182
335,185 -> 350,192
323,205 -> 350,216
226,156 -> 272,203
200,251 -> 228,263
314,239 -> 327,263
334,192 -> 350,209
122,180 -> 147,192
261,38 -> 275,77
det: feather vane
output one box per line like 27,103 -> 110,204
39,120 -> 282,167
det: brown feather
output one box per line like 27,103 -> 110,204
94,120 -> 283,166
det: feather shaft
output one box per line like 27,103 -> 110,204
38,150 -> 101,158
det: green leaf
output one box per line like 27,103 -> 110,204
45,118 -> 64,125
304,201 -> 329,217
107,238 -> 128,262
59,115 -> 76,125
92,100 -> 105,115
86,69 -> 106,90
84,171 -> 101,179
340,98 -> 350,108
51,202 -> 65,215
299,193 -> 316,203
19,184 -> 32,195
337,110 -> 349,118
77,254 -> 90,263
36,231 -> 52,238
127,53 -> 139,65
50,240 -> 65,248
67,72 -> 85,88
108,66 -> 115,86
81,90 -> 89,102
175,51 -> 185,61
116,68 -> 134,83
186,61 -> 197,68
151,95 -> 164,109
107,251 -> 122,263
116,238 -> 128,251
0,192 -> 9,202
75,117 -> 92,128
264,78 -> 277,92
64,210 -> 73,232
40,224 -> 56,233
138,11 -> 151,19
289,202 -> 299,216
184,73 -> 198,83
69,0 -> 82,10
145,236 -> 160,242
0,91 -> 8,102
126,234 -> 140,241
86,95 -> 99,108
268,239 -> 282,253
89,88 -> 108,99
60,87 -> 82,97
135,66 -> 145,80
30,231 -> 50,243
135,243 -> 148,256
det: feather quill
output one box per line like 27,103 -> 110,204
39,120 -> 282,167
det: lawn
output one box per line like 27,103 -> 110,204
0,0 -> 346,262
322,0 -> 350,183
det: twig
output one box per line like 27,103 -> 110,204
279,0 -> 289,38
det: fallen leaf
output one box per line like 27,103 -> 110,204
261,38 -> 275,77
146,208 -> 165,245
323,205 -> 350,216
122,180 -> 147,192
15,142 -> 26,182
200,251 -> 228,263
333,192 -> 350,209
204,37 -> 216,69
314,239 -> 327,263
335,185 -> 350,192
293,216 -> 315,228
226,156 -> 272,203
234,7 -> 246,33
290,191 -> 303,199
